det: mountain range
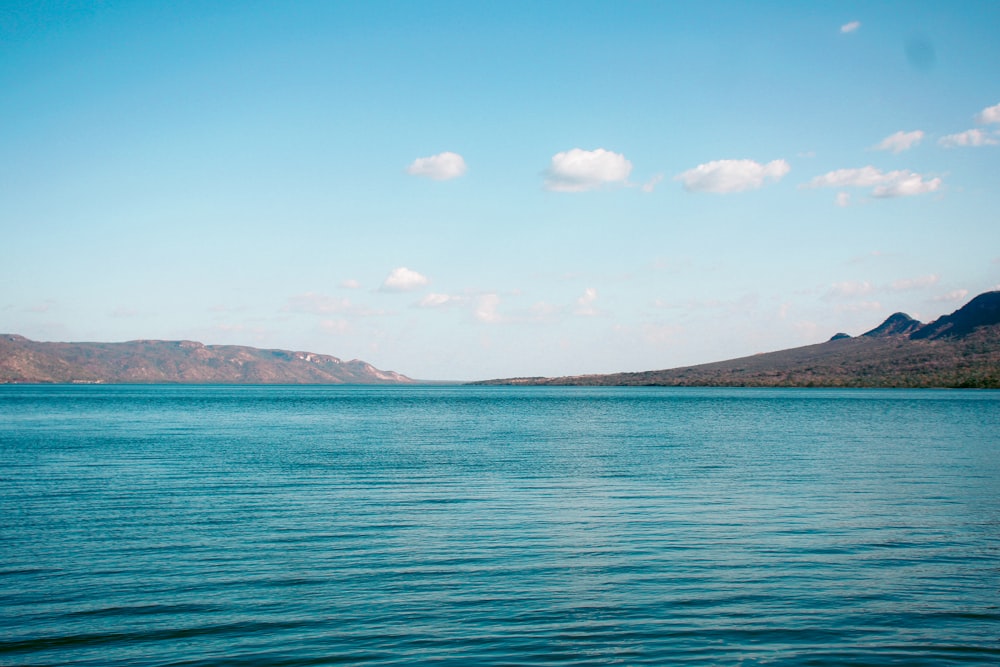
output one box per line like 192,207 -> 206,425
474,291 -> 1000,388
3,291 -> 998,387
0,337 -> 412,384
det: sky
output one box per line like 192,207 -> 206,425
2,1 -> 999,381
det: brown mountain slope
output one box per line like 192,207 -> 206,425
474,291 -> 1000,388
0,336 -> 412,384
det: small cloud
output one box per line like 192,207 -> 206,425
285,292 -> 352,314
835,301 -> 882,313
474,294 -> 502,323
976,102 -> 1000,125
891,274 -> 939,291
641,322 -> 683,345
938,129 -> 998,148
285,292 -> 383,317
406,152 -> 467,180
544,148 -> 632,192
825,281 -> 875,299
675,158 -> 790,194
340,279 -> 361,289
872,173 -> 941,198
380,267 -> 429,292
835,192 -> 851,207
574,287 -> 599,316
418,293 -> 461,308
840,21 -> 861,34
641,173 -> 664,193
873,130 -> 924,153
25,300 -> 55,313
933,289 -> 969,302
805,166 -> 941,198
320,319 -> 350,334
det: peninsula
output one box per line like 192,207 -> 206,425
474,291 -> 1000,388
0,337 -> 412,384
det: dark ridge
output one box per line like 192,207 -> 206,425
829,333 -> 852,341
862,312 -> 923,338
911,290 -> 1000,340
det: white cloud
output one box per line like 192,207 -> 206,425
544,148 -> 632,192
320,319 -> 350,334
872,173 -> 941,198
380,267 -> 430,292
805,166 -> 941,198
874,130 -> 924,153
340,279 -> 361,289
835,192 -> 851,207
406,152 -> 467,180
835,301 -> 882,313
574,287 -> 599,316
418,293 -> 461,308
891,274 -> 939,291
933,289 -> 969,302
641,173 -> 664,193
826,281 -> 875,299
840,21 -> 861,34
285,292 -> 353,314
976,102 -> 1000,124
938,129 -> 998,148
675,159 -> 790,194
640,322 -> 683,345
285,292 -> 384,318
475,294 -> 502,323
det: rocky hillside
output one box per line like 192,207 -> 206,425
0,337 -> 413,384
474,291 -> 1000,388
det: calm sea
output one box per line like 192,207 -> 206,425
1,385 -> 998,666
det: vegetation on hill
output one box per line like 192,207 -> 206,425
0,336 -> 412,384
474,291 -> 1000,389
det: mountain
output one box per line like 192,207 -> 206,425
0,336 -> 413,384
473,291 -> 1000,389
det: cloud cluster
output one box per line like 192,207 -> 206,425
406,152 -> 467,180
806,166 -> 941,198
380,267 -> 430,292
825,275 -> 947,304
874,130 -> 924,153
938,129 -> 998,148
545,148 -> 632,192
826,281 -> 874,299
937,103 -> 1000,148
891,274 -> 939,291
934,289 -> 969,302
675,159 -> 790,194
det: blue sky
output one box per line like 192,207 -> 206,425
3,1 -> 999,380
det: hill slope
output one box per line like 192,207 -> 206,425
0,336 -> 413,384
474,291 -> 1000,388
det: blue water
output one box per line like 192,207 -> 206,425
1,385 -> 999,666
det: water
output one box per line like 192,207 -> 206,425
1,385 -> 998,666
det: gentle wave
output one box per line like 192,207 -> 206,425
2,385 -> 999,665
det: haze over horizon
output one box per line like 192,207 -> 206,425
3,1 -> 999,381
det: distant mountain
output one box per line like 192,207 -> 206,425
474,291 -> 1000,389
0,336 -> 413,385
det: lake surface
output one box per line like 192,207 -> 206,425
2,385 -> 998,666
